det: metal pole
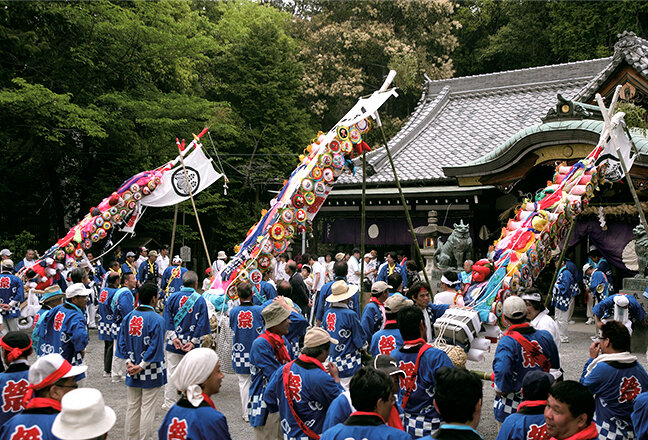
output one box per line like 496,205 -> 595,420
545,219 -> 577,307
378,125 -> 432,288
178,149 -> 212,269
360,151 -> 367,306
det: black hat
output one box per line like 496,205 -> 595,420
522,370 -> 554,401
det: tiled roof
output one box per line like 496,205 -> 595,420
337,58 -> 609,187
575,31 -> 648,102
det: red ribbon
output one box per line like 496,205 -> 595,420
22,360 -> 73,406
260,331 -> 291,364
201,393 -> 216,409
298,354 -> 328,373
369,297 -> 384,306
0,337 -> 32,363
402,338 -> 426,346
517,399 -> 547,411
24,397 -> 62,411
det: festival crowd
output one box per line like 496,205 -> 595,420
0,244 -> 647,440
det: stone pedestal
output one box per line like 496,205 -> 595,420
620,277 -> 648,353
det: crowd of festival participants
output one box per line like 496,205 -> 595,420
1,243 -> 648,440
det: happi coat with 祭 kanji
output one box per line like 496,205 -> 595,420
0,361 -> 30,425
163,287 -> 211,355
551,266 -> 578,312
116,305 -> 166,389
360,299 -> 384,344
110,286 -> 135,339
161,266 -> 188,299
0,398 -> 60,440
248,332 -> 294,427
264,355 -> 343,439
493,324 -> 560,423
37,302 -> 88,367
370,324 -> 403,357
390,343 -> 454,438
321,411 -> 412,440
97,286 -> 117,341
322,303 -> 365,378
158,398 -> 232,440
495,400 -> 548,440
0,272 -> 24,319
315,277 -> 361,323
581,354 -> 648,439
229,302 -> 264,375
323,390 -> 405,433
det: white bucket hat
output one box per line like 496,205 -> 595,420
217,251 -> 227,260
51,388 -> 116,440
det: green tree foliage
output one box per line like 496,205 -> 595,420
452,0 -> 648,77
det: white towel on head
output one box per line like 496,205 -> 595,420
170,348 -> 219,407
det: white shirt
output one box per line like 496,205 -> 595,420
211,259 -> 226,275
275,260 -> 288,282
157,255 -> 169,276
434,289 -> 464,306
531,309 -> 561,350
312,261 -> 326,291
347,256 -> 361,286
135,255 -> 146,270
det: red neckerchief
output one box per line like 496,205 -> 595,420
369,297 -> 384,307
402,338 -> 426,348
25,397 -> 62,411
517,399 -> 546,411
504,323 -> 531,335
388,405 -> 404,430
201,393 -> 216,409
298,354 -> 327,373
350,411 -> 386,424
260,331 -> 291,364
0,338 -> 32,363
384,319 -> 397,326
550,422 -> 598,440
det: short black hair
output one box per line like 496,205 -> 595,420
387,273 -> 402,290
387,251 -> 397,261
507,315 -> 528,325
350,367 -> 393,412
109,260 -> 119,268
107,272 -> 120,286
601,320 -> 631,352
406,260 -> 417,271
310,254 -> 318,261
351,248 -> 361,255
277,281 -> 292,297
407,282 -> 430,300
549,380 -> 595,424
121,271 -> 134,285
301,253 -> 311,265
302,265 -> 312,275
434,367 -> 482,423
238,283 -> 253,301
588,249 -> 602,258
138,282 -> 158,306
301,342 -> 330,359
333,260 -> 348,277
397,305 -> 424,340
69,267 -> 86,283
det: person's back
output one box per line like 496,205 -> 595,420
160,398 -> 230,439
0,332 -> 32,425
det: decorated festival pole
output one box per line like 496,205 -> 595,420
545,220 -> 576,307
178,137 -> 212,269
360,150 -> 367,304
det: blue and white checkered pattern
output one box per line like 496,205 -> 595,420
596,420 -> 635,440
0,303 -> 21,317
280,418 -> 310,440
291,340 -> 300,357
71,352 -> 84,366
232,351 -> 251,369
132,361 -> 166,382
494,391 -> 523,418
329,350 -> 361,374
166,333 -> 201,350
110,322 -> 120,338
97,321 -> 112,338
403,412 -> 440,438
248,393 -> 267,419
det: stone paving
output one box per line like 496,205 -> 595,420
78,317 -> 647,440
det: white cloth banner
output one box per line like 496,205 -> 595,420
335,88 -> 398,128
141,147 -> 222,208
595,112 -> 637,181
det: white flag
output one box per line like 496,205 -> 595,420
141,147 -> 222,207
595,112 -> 637,181
334,88 -> 398,128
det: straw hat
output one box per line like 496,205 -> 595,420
325,280 -> 358,303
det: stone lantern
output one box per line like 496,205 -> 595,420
414,211 -> 452,280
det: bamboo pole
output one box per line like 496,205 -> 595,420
378,124 -> 431,288
360,150 -> 367,308
178,148 -> 212,269
545,220 -> 576,307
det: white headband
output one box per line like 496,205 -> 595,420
441,275 -> 460,286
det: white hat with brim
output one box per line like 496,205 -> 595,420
262,301 -> 292,329
51,388 -> 116,440
65,283 -> 91,299
326,280 -> 359,303
28,354 -> 88,389
217,251 -> 227,260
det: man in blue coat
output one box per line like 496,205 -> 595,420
161,255 -> 187,300
545,381 -> 599,440
97,272 -> 119,377
377,252 -> 408,290
110,271 -> 137,382
137,250 -> 159,286
315,261 -> 361,325
0,260 -> 24,335
551,258 -> 578,343
0,332 -> 32,425
361,281 -> 391,345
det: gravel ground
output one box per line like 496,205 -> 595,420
72,317 -> 647,440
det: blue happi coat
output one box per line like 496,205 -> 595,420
38,302 -> 88,367
229,303 -> 264,374
161,265 -> 187,298
163,287 -> 211,354
589,269 -> 609,302
323,391 -> 355,432
495,400 -> 547,440
360,300 -> 384,344
0,405 -> 59,440
248,333 -> 294,427
315,277 -> 360,323
158,399 -> 232,440
593,294 -> 646,322
322,304 -> 364,378
97,286 -> 117,341
632,392 -> 648,440
121,261 -> 137,275
320,412 -> 412,440
376,263 -> 408,288
551,266 -> 578,311
581,356 -> 648,439
390,344 -> 454,438
110,286 -> 135,338
370,326 -> 403,357
32,305 -> 53,353
0,273 -> 24,319
253,281 -> 277,305
493,324 -> 560,423
116,306 -> 166,388
261,300 -> 309,357
0,362 -> 30,425
264,356 -> 343,439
